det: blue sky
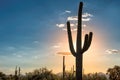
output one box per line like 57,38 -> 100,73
0,0 -> 120,74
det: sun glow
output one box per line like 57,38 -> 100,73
52,25 -> 108,74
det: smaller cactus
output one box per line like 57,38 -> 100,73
18,67 -> 21,80
19,67 -> 20,76
63,56 -> 65,80
14,66 -> 18,80
14,66 -> 21,80
15,66 -> 17,76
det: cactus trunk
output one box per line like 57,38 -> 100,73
67,2 -> 93,80
76,55 -> 82,80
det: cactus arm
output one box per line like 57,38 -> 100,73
82,34 -> 89,53
67,21 -> 76,57
82,32 -> 93,53
87,32 -> 93,48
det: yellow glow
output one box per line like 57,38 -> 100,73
55,27 -> 108,74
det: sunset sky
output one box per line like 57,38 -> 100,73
0,0 -> 120,74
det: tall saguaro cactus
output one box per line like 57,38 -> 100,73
67,2 -> 93,80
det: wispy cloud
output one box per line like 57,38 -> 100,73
67,13 -> 93,21
56,12 -> 92,32
67,16 -> 92,21
62,28 -> 67,31
60,23 -> 85,32
105,49 -> 119,54
52,45 -> 61,48
57,52 -> 71,55
65,10 -> 71,13
7,46 -> 16,51
67,16 -> 78,21
82,13 -> 93,17
62,28 -> 77,32
83,24 -> 87,27
33,41 -> 40,44
56,23 -> 76,28
82,18 -> 91,21
56,23 -> 77,30
60,10 -> 71,15
33,56 -> 39,59
51,43 -> 62,49
56,24 -> 65,28
70,23 -> 76,27
13,53 -> 23,58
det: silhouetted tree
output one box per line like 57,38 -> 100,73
107,65 -> 120,80
67,2 -> 93,80
0,72 -> 6,80
65,71 -> 75,80
25,67 -> 59,80
83,73 -> 107,80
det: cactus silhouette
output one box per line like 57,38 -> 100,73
18,67 -> 21,80
14,66 -> 18,80
63,56 -> 65,80
67,2 -> 93,80
14,66 -> 21,80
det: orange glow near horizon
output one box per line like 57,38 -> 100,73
52,26 -> 109,74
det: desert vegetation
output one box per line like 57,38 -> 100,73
0,1 -> 119,80
0,65 -> 120,80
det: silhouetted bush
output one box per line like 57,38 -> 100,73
83,73 -> 107,80
107,65 -> 120,80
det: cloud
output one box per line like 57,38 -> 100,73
51,43 -> 62,49
13,53 -> 23,58
33,56 -> 39,59
62,28 -> 77,32
65,10 -> 71,13
56,24 -> 65,28
52,43 -> 62,49
61,24 -> 85,32
67,16 -> 91,21
67,16 -> 77,21
70,23 -> 76,27
82,18 -> 91,21
33,41 -> 40,44
56,23 -> 77,32
60,10 -> 71,15
56,12 -> 92,32
56,23 -> 76,28
82,13 -> 93,17
83,24 -> 87,27
72,28 -> 77,31
17,55 -> 22,58
57,52 -> 71,55
105,49 -> 119,54
52,45 -> 61,48
7,46 -> 16,51
67,13 -> 93,21
62,28 -> 67,31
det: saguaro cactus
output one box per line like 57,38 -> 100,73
67,2 -> 93,80
14,66 -> 18,80
15,66 -> 17,76
63,56 -> 65,80
18,67 -> 21,80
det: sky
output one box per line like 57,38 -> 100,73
0,0 -> 120,74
